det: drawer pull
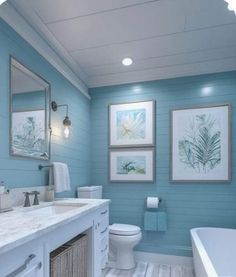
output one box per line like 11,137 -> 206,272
101,227 -> 108,234
101,245 -> 108,253
101,210 -> 108,215
20,262 -> 42,277
6,254 -> 36,277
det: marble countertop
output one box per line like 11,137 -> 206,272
0,198 -> 110,255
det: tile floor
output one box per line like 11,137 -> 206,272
103,262 -> 195,277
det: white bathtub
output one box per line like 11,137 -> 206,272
191,227 -> 236,277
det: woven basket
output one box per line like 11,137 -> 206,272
50,234 -> 87,277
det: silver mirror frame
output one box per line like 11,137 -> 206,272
9,55 -> 52,160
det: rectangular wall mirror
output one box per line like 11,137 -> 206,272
10,56 -> 51,160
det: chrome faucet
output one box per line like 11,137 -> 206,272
31,191 -> 40,205
23,191 -> 40,207
23,192 -> 31,207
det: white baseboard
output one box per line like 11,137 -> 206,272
134,251 -> 193,267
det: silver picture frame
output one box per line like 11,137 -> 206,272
108,100 -> 156,148
109,147 -> 155,183
170,103 -> 231,183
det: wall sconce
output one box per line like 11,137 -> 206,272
51,101 -> 71,138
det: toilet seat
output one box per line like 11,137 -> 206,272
109,224 -> 141,236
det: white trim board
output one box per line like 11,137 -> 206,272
134,251 -> 193,267
0,2 -> 90,100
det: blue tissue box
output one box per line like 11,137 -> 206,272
144,211 -> 167,232
144,212 -> 158,231
157,211 -> 167,232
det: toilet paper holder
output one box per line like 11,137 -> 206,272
146,197 -> 162,203
146,197 -> 162,209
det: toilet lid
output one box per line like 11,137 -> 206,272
109,224 -> 141,236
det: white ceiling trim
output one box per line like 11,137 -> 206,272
11,0 -> 89,84
0,2 -> 90,99
88,57 -> 236,87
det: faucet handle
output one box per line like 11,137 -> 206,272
31,191 -> 40,206
23,192 -> 31,207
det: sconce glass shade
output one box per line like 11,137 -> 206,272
64,126 -> 70,138
63,116 -> 71,138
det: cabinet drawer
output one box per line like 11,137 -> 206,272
101,252 -> 108,269
100,235 -> 108,250
99,216 -> 109,235
100,238 -> 108,270
99,207 -> 109,220
1,241 -> 44,277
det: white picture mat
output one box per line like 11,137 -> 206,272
172,105 -> 230,181
110,101 -> 154,146
110,149 -> 154,181
11,110 -> 46,157
12,110 -> 45,139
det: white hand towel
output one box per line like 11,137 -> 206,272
51,162 -> 71,193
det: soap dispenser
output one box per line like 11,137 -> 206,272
0,181 -> 13,213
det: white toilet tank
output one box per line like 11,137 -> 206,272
77,186 -> 102,199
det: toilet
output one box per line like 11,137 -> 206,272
77,186 -> 142,270
108,223 -> 142,270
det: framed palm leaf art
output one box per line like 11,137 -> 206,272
171,104 -> 231,182
109,100 -> 155,147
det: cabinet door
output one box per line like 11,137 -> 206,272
1,241 -> 44,277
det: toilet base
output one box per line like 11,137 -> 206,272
107,250 -> 136,270
108,232 -> 142,270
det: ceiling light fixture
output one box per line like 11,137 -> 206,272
122,57 -> 133,66
224,0 -> 236,14
0,0 -> 7,5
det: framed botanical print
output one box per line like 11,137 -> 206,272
109,148 -> 155,182
171,104 -> 231,182
109,100 -> 155,147
11,110 -> 46,159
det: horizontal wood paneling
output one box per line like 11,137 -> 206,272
90,70 -> 236,256
0,19 -> 90,197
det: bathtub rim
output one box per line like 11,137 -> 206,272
190,227 -> 222,277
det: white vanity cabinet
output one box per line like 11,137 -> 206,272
0,199 -> 110,277
97,206 -> 109,269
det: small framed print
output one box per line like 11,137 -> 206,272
109,100 -> 155,147
109,148 -> 155,182
171,104 -> 231,182
11,110 -> 47,159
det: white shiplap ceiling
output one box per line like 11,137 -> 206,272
6,0 -> 236,88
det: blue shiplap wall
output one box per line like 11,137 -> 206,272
12,91 -> 45,111
0,19 -> 91,196
90,71 -> 236,256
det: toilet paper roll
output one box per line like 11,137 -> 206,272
147,197 -> 159,209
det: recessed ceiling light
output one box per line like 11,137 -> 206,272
122,57 -> 133,66
224,0 -> 236,14
0,0 -> 7,5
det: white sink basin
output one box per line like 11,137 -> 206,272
24,203 -> 87,216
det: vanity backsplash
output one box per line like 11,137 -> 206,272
9,186 -> 48,207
